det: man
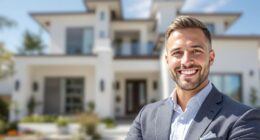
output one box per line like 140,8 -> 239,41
126,16 -> 260,140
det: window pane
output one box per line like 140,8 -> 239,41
66,28 -> 93,54
209,74 -> 241,102
223,75 -> 241,101
83,29 -> 93,54
131,39 -> 139,55
65,78 -> 84,114
66,28 -> 83,54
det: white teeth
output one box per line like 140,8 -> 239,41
181,70 -> 196,75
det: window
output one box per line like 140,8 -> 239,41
147,41 -> 155,55
205,23 -> 215,34
131,39 -> 139,55
209,73 -> 242,102
100,11 -> 105,21
66,27 -> 93,54
113,38 -> 123,55
65,78 -> 84,114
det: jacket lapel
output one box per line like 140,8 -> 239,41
185,85 -> 223,140
155,99 -> 174,140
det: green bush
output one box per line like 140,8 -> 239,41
93,132 -> 101,140
56,116 -> 69,127
0,98 -> 9,121
20,115 -> 57,123
0,119 -> 6,134
74,113 -> 100,136
102,118 -> 116,128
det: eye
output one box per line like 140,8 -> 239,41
193,49 -> 202,55
171,51 -> 183,57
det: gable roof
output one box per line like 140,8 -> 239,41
178,12 -> 241,31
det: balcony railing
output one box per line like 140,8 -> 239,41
114,42 -> 158,56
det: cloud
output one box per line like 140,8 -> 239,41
203,0 -> 231,12
124,0 -> 151,18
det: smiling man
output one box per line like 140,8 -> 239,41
126,16 -> 260,140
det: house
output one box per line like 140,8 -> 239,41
8,0 -> 260,121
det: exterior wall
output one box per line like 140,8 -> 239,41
211,39 -> 260,106
10,56 -> 97,121
30,65 -> 96,114
48,15 -> 96,54
152,1 -> 182,34
114,72 -> 160,117
114,59 -> 159,72
93,39 -> 115,118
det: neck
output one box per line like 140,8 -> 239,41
175,80 -> 209,111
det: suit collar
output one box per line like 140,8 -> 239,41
185,85 -> 223,140
155,98 -> 173,140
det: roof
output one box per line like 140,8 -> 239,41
179,12 -> 241,17
30,11 -> 94,32
155,34 -> 260,51
84,0 -> 122,19
178,12 -> 242,30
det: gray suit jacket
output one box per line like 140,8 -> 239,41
126,85 -> 260,140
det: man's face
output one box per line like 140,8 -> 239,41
165,28 -> 215,91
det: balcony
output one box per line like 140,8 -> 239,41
113,42 -> 158,57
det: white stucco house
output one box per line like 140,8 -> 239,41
6,0 -> 260,121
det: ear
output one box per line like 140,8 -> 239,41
209,49 -> 215,66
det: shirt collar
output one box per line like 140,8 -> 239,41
170,81 -> 213,111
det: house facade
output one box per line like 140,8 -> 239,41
8,0 -> 260,121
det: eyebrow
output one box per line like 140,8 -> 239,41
190,45 -> 204,49
168,45 -> 204,53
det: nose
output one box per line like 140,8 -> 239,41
181,51 -> 193,67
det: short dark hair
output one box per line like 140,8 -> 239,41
165,16 -> 212,49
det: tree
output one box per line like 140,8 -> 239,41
18,30 -> 45,55
0,43 -> 14,79
0,16 -> 16,30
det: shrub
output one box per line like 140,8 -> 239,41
56,116 -> 69,127
102,118 -> 116,128
0,119 -> 6,134
73,113 -> 100,136
87,101 -> 95,113
0,98 -> 9,121
20,115 -> 57,123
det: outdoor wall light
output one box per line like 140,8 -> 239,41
32,81 -> 38,92
116,81 -> 120,90
100,79 -> 105,92
153,81 -> 157,90
15,80 -> 20,91
249,70 -> 254,77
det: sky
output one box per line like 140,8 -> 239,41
0,0 -> 260,53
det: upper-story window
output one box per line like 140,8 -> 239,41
147,41 -> 155,55
100,11 -> 105,21
205,23 -> 215,35
113,38 -> 123,55
66,27 -> 93,54
131,39 -> 139,55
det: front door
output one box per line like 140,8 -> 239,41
44,78 -> 61,115
126,80 -> 146,115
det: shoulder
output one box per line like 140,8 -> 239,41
138,98 -> 170,118
221,94 -> 252,115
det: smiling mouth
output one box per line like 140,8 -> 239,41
177,68 -> 199,76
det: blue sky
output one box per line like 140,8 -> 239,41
0,0 -> 260,53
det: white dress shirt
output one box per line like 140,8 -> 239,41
169,82 -> 212,140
